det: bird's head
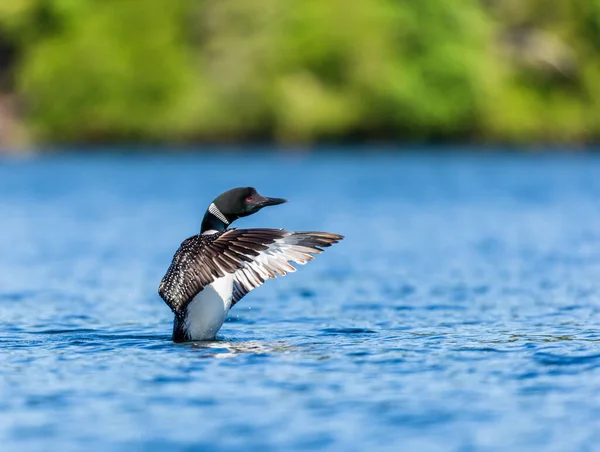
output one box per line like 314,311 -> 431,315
201,187 -> 287,233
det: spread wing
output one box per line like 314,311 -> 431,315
158,228 -> 343,316
230,231 -> 343,306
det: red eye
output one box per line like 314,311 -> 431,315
246,197 -> 253,201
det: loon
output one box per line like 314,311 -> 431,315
158,187 -> 343,342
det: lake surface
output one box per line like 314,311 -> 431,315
2,151 -> 600,451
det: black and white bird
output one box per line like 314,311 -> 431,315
158,187 -> 343,342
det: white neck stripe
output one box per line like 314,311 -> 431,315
209,203 -> 229,225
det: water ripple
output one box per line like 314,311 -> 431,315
3,153 -> 600,451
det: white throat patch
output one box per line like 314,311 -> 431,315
209,203 -> 229,225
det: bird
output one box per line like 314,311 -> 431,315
158,187 -> 343,342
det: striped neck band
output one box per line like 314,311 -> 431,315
208,203 -> 229,225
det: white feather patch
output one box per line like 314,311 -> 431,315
184,274 -> 233,340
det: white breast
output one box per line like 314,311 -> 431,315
183,274 -> 234,340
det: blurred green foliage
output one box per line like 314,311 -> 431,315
0,0 -> 599,145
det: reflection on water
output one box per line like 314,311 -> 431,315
186,340 -> 295,359
2,153 -> 600,451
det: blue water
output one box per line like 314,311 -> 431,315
2,151 -> 600,451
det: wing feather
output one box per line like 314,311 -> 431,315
230,231 -> 343,306
158,229 -> 343,316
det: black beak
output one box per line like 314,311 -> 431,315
259,196 -> 288,207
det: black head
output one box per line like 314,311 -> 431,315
200,187 -> 287,233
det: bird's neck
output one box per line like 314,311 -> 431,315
200,211 -> 228,233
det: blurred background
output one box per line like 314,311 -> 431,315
0,0 -> 599,149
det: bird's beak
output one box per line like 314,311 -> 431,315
259,196 -> 288,207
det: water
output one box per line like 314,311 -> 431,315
2,151 -> 600,451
